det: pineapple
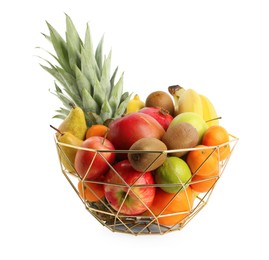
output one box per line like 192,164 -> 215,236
40,14 -> 131,126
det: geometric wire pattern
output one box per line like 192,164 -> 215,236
54,134 -> 238,235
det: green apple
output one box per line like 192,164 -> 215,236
169,112 -> 208,143
155,157 -> 192,193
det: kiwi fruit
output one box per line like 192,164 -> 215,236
128,138 -> 167,172
162,122 -> 199,157
145,91 -> 174,115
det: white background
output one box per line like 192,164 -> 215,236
1,0 -> 268,259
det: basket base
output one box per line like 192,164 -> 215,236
83,193 -> 209,235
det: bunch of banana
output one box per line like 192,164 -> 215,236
126,94 -> 145,114
168,85 -> 219,127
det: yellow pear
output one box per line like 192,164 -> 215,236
58,106 -> 87,140
56,129 -> 83,173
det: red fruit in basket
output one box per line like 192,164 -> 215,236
104,160 -> 156,215
138,107 -> 173,130
74,136 -> 115,180
107,112 -> 165,150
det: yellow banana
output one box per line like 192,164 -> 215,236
126,94 -> 145,114
178,88 -> 203,116
169,86 -> 203,117
200,94 -> 219,127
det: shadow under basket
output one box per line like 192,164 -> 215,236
54,134 -> 238,235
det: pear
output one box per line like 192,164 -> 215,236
51,126 -> 83,173
58,106 -> 87,140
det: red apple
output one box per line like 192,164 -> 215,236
104,160 -> 156,215
74,136 -> 116,180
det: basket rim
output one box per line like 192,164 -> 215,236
54,134 -> 239,154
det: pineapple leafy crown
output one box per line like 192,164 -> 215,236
39,14 -> 131,127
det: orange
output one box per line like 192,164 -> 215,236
78,180 -> 105,202
186,145 -> 219,177
202,125 -> 230,161
147,187 -> 194,226
190,169 -> 219,193
86,124 -> 109,139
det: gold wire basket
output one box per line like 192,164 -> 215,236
54,134 -> 238,235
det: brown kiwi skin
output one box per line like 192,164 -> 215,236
145,91 -> 174,116
162,122 -> 199,157
128,138 -> 167,172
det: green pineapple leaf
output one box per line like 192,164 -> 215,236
65,14 -> 82,71
100,97 -> 113,122
84,23 -> 100,79
74,65 -> 92,97
52,114 -> 66,120
88,112 -> 103,125
46,22 -> 71,74
41,62 -> 82,107
51,83 -> 74,109
95,34 -> 104,73
109,66 -> 118,97
37,46 -> 63,71
81,87 -> 99,114
114,94 -> 132,118
55,107 -> 70,118
120,91 -> 130,103
109,72 -> 124,112
81,46 -> 104,106
100,50 -> 112,96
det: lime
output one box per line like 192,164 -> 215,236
155,157 -> 192,193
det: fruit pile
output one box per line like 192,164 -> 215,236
41,15 -> 238,235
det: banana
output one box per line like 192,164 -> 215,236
168,85 -> 219,126
177,88 -> 203,117
126,94 -> 145,114
199,94 -> 219,127
168,85 -> 203,117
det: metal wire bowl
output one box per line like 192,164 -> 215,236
54,134 -> 238,235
